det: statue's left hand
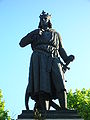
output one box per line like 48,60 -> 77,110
66,55 -> 75,65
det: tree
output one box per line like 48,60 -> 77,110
67,88 -> 90,120
0,89 -> 11,120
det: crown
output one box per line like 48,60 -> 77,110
39,10 -> 51,20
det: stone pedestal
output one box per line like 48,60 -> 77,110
17,110 -> 83,120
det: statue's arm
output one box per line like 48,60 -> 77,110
58,33 -> 75,65
59,47 -> 68,63
19,32 -> 33,47
57,33 -> 68,63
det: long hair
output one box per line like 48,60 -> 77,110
38,20 -> 52,29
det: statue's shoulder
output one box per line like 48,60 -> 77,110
30,29 -> 40,35
50,28 -> 56,32
50,28 -> 61,39
50,28 -> 59,34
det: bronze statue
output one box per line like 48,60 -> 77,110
19,11 -> 74,111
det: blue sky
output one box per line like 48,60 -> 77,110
0,0 -> 90,119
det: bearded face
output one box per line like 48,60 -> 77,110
39,10 -> 52,29
40,17 -> 49,28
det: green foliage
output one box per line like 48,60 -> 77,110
0,89 -> 11,120
34,109 -> 42,120
67,88 -> 90,120
34,109 -> 46,120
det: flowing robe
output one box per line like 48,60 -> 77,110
19,28 -> 68,100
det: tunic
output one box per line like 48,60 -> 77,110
19,28 -> 68,100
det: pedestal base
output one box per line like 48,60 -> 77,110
17,110 -> 83,120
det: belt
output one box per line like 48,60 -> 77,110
33,49 -> 59,58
